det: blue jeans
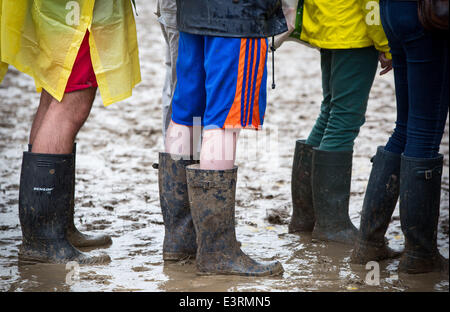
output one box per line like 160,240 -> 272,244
380,0 -> 449,158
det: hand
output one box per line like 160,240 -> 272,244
379,52 -> 393,75
272,0 -> 299,50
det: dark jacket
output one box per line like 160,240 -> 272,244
176,0 -> 288,38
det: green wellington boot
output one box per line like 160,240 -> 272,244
28,144 -> 112,248
398,154 -> 449,274
289,140 -> 315,233
186,165 -> 284,276
311,148 -> 358,245
351,146 -> 402,264
158,152 -> 198,261
18,152 -> 110,264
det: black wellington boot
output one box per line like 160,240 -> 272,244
186,164 -> 284,276
398,154 -> 449,274
311,149 -> 358,245
351,146 -> 402,264
28,144 -> 112,248
159,153 -> 198,261
18,152 -> 110,264
289,140 -> 315,233
67,144 -> 112,247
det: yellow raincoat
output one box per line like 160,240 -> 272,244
0,0 -> 141,106
0,0 -> 8,83
300,0 -> 391,57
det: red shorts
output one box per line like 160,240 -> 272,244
65,31 -> 98,93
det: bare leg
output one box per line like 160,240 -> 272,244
165,120 -> 195,156
31,88 -> 97,154
29,90 -> 53,145
200,128 -> 240,170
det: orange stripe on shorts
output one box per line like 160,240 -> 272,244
242,39 -> 253,127
252,39 -> 267,128
224,39 -> 247,127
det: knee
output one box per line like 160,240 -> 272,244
48,95 -> 93,129
72,100 -> 92,125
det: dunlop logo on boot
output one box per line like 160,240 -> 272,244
36,160 -> 53,167
33,187 -> 54,194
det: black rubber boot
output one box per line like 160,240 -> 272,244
398,154 -> 449,274
351,146 -> 402,264
18,152 -> 110,264
186,165 -> 284,276
159,153 -> 198,261
289,140 -> 315,233
311,149 -> 358,245
28,144 -> 112,248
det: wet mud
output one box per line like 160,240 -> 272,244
0,1 -> 448,292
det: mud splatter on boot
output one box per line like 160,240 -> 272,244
289,140 -> 315,233
311,149 -> 358,245
28,144 -> 112,248
398,154 -> 448,274
186,165 -> 284,276
351,146 -> 402,264
18,152 -> 110,264
159,153 -> 198,261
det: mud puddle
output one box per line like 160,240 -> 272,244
1,1 -> 448,292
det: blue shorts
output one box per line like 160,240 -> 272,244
171,32 -> 268,129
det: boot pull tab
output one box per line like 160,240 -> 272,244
191,180 -> 229,190
271,36 -> 276,89
416,166 -> 442,180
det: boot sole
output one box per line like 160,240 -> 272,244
350,245 -> 402,264
18,253 -> 50,265
311,233 -> 356,246
196,269 -> 284,277
312,226 -> 358,246
19,246 -> 111,265
163,252 -> 196,261
196,265 -> 284,277
70,235 -> 113,248
288,223 -> 314,234
399,255 -> 449,274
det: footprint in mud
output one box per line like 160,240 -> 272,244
265,206 -> 290,225
82,271 -> 113,286
128,249 -> 159,257
83,220 -> 112,231
132,242 -> 152,248
118,215 -> 139,222
131,266 -> 150,272
103,205 -> 114,211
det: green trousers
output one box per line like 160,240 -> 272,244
306,47 -> 379,151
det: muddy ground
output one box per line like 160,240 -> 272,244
0,2 -> 448,292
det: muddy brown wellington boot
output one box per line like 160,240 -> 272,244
159,153 -> 198,261
398,154 -> 448,274
289,140 -> 315,233
186,164 -> 284,276
351,146 -> 402,264
311,149 -> 358,245
18,152 -> 110,264
28,144 -> 112,248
